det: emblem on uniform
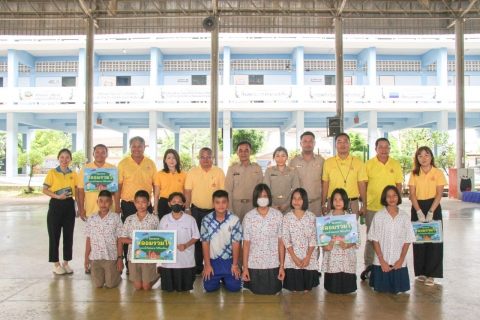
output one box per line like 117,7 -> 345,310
233,172 -> 240,176
284,174 -> 290,177
271,174 -> 277,176
312,164 -> 320,167
350,166 -> 354,170
212,180 -> 217,188
178,179 -> 182,182
390,169 -> 394,173
431,177 -> 436,181
146,165 -> 151,170
251,172 -> 258,175
234,180 -> 239,186
296,165 -> 303,167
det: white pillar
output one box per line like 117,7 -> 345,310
367,111 -> 378,159
222,111 -> 232,174
436,110 -> 449,132
280,131 -> 286,148
437,48 -> 448,87
294,46 -> 304,86
6,113 -> 19,177
223,47 -> 231,85
174,132 -> 180,152
78,48 -> 86,87
123,133 -> 128,155
149,111 -> 159,167
76,111 -> 86,152
367,47 -> 377,86
7,50 -> 18,88
295,111 -> 305,149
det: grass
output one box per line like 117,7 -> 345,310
0,186 -> 44,197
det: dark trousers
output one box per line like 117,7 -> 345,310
121,200 -> 154,270
47,198 -> 76,262
411,198 -> 444,278
157,197 -> 171,221
191,204 -> 214,274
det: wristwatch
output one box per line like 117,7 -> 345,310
117,255 -> 124,259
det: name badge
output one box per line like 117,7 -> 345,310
271,174 -> 277,177
313,163 -> 321,167
233,173 -> 240,176
296,165 -> 303,168
251,172 -> 259,175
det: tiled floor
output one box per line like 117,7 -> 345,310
0,195 -> 479,320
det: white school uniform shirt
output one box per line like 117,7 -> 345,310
159,212 -> 200,268
368,207 -> 416,267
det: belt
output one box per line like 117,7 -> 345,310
309,197 -> 321,204
191,203 -> 214,212
234,199 -> 251,203
349,198 -> 359,201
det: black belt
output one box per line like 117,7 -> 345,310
191,203 -> 214,213
349,198 -> 359,201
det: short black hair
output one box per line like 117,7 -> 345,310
236,140 -> 252,151
334,133 -> 350,143
212,190 -> 229,201
134,190 -> 150,201
57,148 -> 72,159
93,144 -> 108,153
330,188 -> 349,211
380,185 -> 402,206
168,192 -> 186,203
300,131 -> 315,140
375,138 -> 390,147
98,190 -> 112,199
252,183 -> 272,207
290,188 -> 309,210
273,146 -> 288,159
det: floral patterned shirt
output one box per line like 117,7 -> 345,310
84,211 -> 123,261
321,211 -> 360,274
242,207 -> 283,269
368,207 -> 416,267
282,210 -> 319,270
121,213 -> 159,262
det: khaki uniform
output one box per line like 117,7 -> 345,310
289,154 -> 325,217
263,166 -> 300,214
225,162 -> 263,222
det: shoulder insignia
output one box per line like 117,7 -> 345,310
267,165 -> 274,169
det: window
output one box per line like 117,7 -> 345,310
325,75 -> 335,85
192,75 -> 207,85
249,75 -> 264,85
116,76 -> 131,86
0,77 -> 3,87
62,77 -> 76,87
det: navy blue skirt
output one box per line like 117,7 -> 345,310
369,265 -> 411,293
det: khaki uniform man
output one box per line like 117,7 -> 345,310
226,140 -> 263,222
289,131 -> 325,217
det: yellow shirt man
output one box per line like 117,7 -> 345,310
185,165 -> 225,209
322,154 -> 367,199
118,156 -> 157,202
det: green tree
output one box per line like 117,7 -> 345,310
219,129 -> 265,155
180,152 -> 194,172
348,132 -> 367,152
32,130 -> 72,156
71,150 -> 86,170
17,150 -> 44,193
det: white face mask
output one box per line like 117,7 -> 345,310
257,197 -> 269,207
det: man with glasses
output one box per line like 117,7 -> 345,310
226,140 -> 263,223
184,147 -> 226,275
361,137 -> 403,280
321,133 -> 367,219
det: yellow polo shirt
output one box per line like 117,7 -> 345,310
365,156 -> 404,211
185,165 -> 225,209
154,170 -> 187,198
408,167 -> 447,200
78,162 -> 117,216
322,154 -> 367,199
118,156 -> 157,202
43,167 -> 78,198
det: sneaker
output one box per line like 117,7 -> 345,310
62,264 -> 73,274
53,265 -> 66,275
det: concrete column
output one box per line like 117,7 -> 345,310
123,133 -> 128,155
6,113 -> 19,177
367,111 -> 378,159
150,48 -> 162,86
72,134 -> 77,152
367,47 -> 376,86
222,111 -> 231,173
280,131 -> 286,148
78,48 -> 86,87
149,111 -> 159,167
210,1 -> 220,165
85,18 -> 95,163
295,111 -> 305,149
7,49 -> 18,88
436,110 -> 449,132
76,111 -> 86,152
455,19 -> 465,169
335,18 -> 344,132
421,68 -> 428,86
294,46 -> 304,85
26,129 -> 35,152
174,132 -> 180,152
223,46 -> 231,85
437,47 -> 448,87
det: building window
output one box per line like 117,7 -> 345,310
0,77 -> 3,87
62,77 -> 76,87
192,75 -> 207,85
116,76 -> 131,86
325,75 -> 335,85
249,75 -> 264,85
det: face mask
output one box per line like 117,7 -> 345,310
257,198 -> 269,207
170,204 -> 184,213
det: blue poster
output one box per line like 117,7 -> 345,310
412,221 -> 443,243
316,214 -> 359,246
84,168 -> 118,192
131,230 -> 177,263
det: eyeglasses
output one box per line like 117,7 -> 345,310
200,155 -> 213,159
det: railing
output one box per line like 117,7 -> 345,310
0,86 -> 479,111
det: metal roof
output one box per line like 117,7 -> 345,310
1,0 -> 480,35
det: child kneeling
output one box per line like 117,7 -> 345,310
84,190 -> 124,288
121,190 -> 160,290
201,190 -> 243,292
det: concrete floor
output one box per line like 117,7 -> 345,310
0,195 -> 479,320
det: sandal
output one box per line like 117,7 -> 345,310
424,278 -> 435,286
416,275 -> 427,282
